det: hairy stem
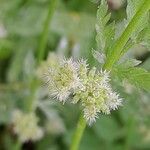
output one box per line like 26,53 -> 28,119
103,0 -> 150,70
70,114 -> 86,150
37,0 -> 57,64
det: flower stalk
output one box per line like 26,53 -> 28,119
70,114 -> 86,150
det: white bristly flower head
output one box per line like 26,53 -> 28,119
46,58 -> 80,103
12,110 -> 43,142
73,61 -> 122,125
43,54 -> 122,125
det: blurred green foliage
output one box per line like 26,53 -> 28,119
0,0 -> 150,150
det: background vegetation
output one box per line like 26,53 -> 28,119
0,0 -> 150,150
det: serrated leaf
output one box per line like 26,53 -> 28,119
126,0 -> 149,40
126,68 -> 150,91
95,0 -> 115,54
117,0 -> 150,58
126,0 -> 144,21
114,66 -> 150,91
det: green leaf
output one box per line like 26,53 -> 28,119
103,0 -> 150,70
96,0 -> 115,54
126,0 -> 145,21
127,0 -> 150,50
114,64 -> 150,91
126,0 -> 149,39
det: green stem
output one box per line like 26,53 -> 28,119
70,114 -> 86,150
103,0 -> 150,70
13,139 -> 22,150
27,0 -> 57,112
37,0 -> 57,64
